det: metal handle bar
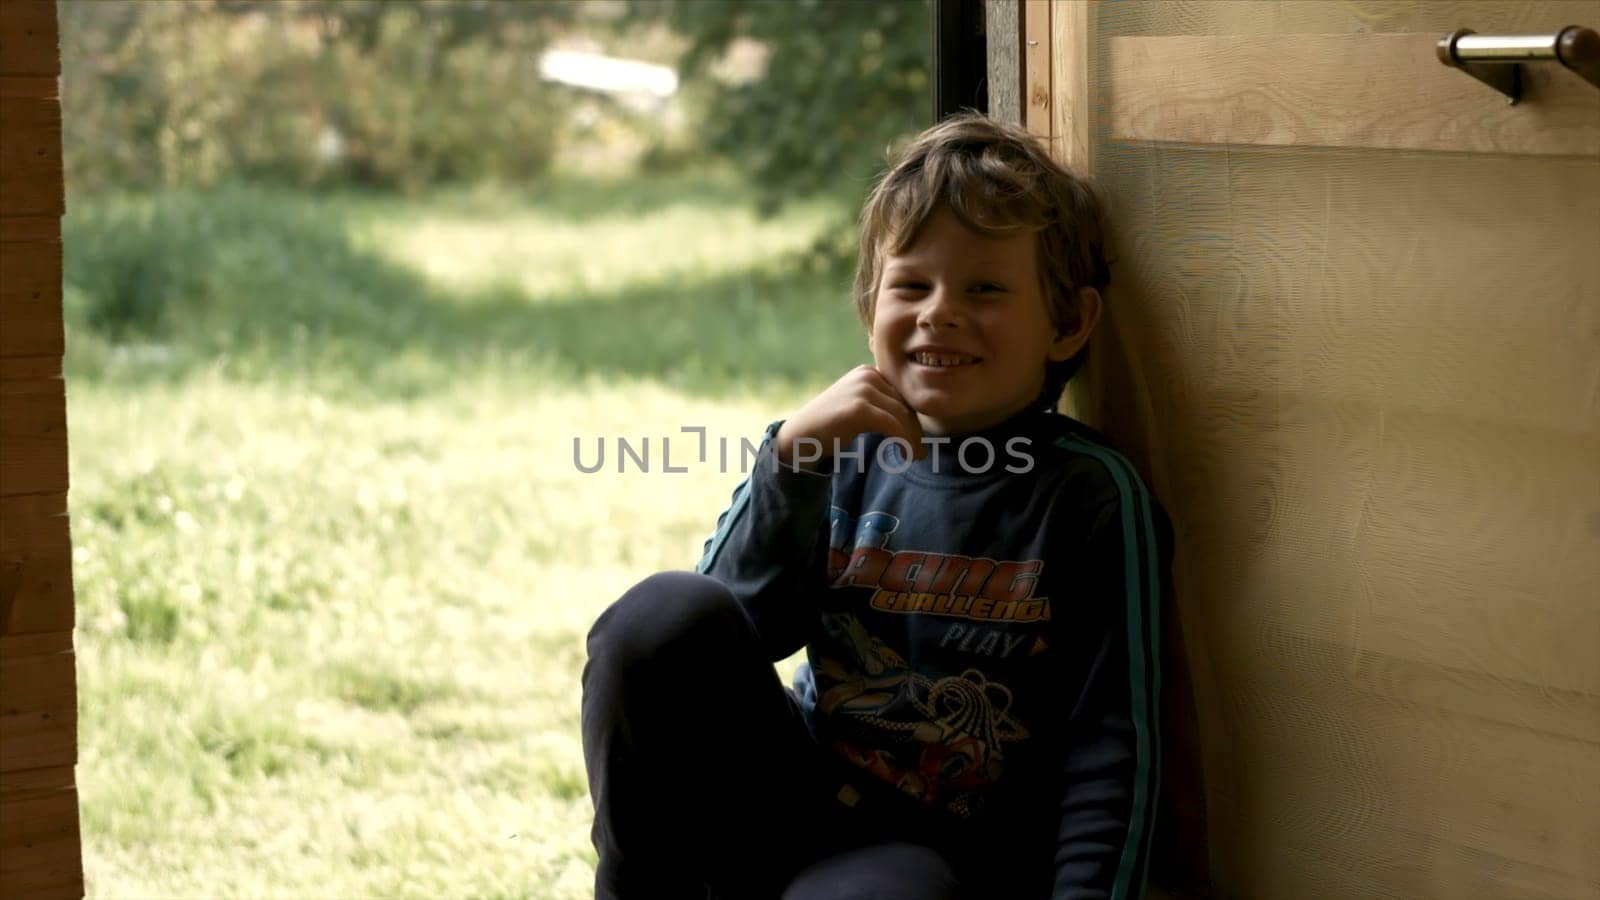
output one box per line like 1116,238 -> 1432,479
1437,25 -> 1600,104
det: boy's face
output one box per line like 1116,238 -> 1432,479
868,205 -> 1089,436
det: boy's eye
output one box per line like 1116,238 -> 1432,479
973,283 -> 1005,293
892,282 -> 929,292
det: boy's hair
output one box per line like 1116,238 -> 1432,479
853,111 -> 1113,407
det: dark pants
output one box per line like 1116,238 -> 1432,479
581,571 -> 963,900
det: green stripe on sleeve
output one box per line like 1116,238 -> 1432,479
1055,435 -> 1163,900
696,474 -> 753,574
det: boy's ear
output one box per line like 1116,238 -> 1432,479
1047,287 -> 1103,362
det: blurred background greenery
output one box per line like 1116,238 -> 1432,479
60,0 -> 929,896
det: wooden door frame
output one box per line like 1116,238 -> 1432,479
0,0 -> 83,898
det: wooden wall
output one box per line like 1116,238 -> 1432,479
0,0 -> 84,897
1025,2 -> 1600,898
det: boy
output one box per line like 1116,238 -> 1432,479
582,112 -> 1173,899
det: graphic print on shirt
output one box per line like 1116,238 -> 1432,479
815,611 -> 1029,817
813,507 -> 1042,817
827,508 -> 1054,625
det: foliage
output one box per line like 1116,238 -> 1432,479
626,0 -> 932,214
59,0 -> 934,216
59,0 -> 580,193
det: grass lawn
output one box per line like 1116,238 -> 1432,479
65,171 -> 866,897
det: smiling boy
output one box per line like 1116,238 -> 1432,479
582,112 -> 1174,899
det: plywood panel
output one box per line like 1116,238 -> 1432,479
1106,33 -> 1600,157
0,377 -> 68,497
1215,663 -> 1599,899
1179,395 -> 1600,688
1075,1 -> 1600,897
1,495 -> 74,636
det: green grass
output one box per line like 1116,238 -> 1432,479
67,171 -> 865,897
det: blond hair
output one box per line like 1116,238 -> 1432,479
852,111 -> 1112,402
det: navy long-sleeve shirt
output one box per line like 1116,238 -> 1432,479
697,403 -> 1173,899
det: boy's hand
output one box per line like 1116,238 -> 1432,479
774,365 -> 925,471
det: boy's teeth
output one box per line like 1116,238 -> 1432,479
913,352 -> 977,367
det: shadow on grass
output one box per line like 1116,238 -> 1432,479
441,267 -> 868,388
64,182 -> 868,401
317,168 -> 797,226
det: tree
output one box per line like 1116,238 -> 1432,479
59,0 -> 581,193
628,0 -> 931,214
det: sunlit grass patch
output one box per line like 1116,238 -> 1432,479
348,170 -> 845,302
68,173 -> 853,896
72,373 -> 809,897
323,660 -> 471,715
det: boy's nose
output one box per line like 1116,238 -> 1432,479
917,288 -> 962,329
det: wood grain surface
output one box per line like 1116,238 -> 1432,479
0,238 -> 64,360
986,0 -> 1022,124
1024,0 -> 1052,138
0,761 -> 82,900
1050,0 -> 1093,173
0,1 -> 81,896
1067,1 -> 1600,897
0,82 -> 65,218
0,376 -> 69,499
0,646 -> 76,772
1,494 -> 74,636
1106,32 -> 1600,157
0,0 -> 57,77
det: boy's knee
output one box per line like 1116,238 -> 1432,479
586,571 -> 743,671
781,842 -> 959,900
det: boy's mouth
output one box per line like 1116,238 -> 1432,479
908,350 -> 982,368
